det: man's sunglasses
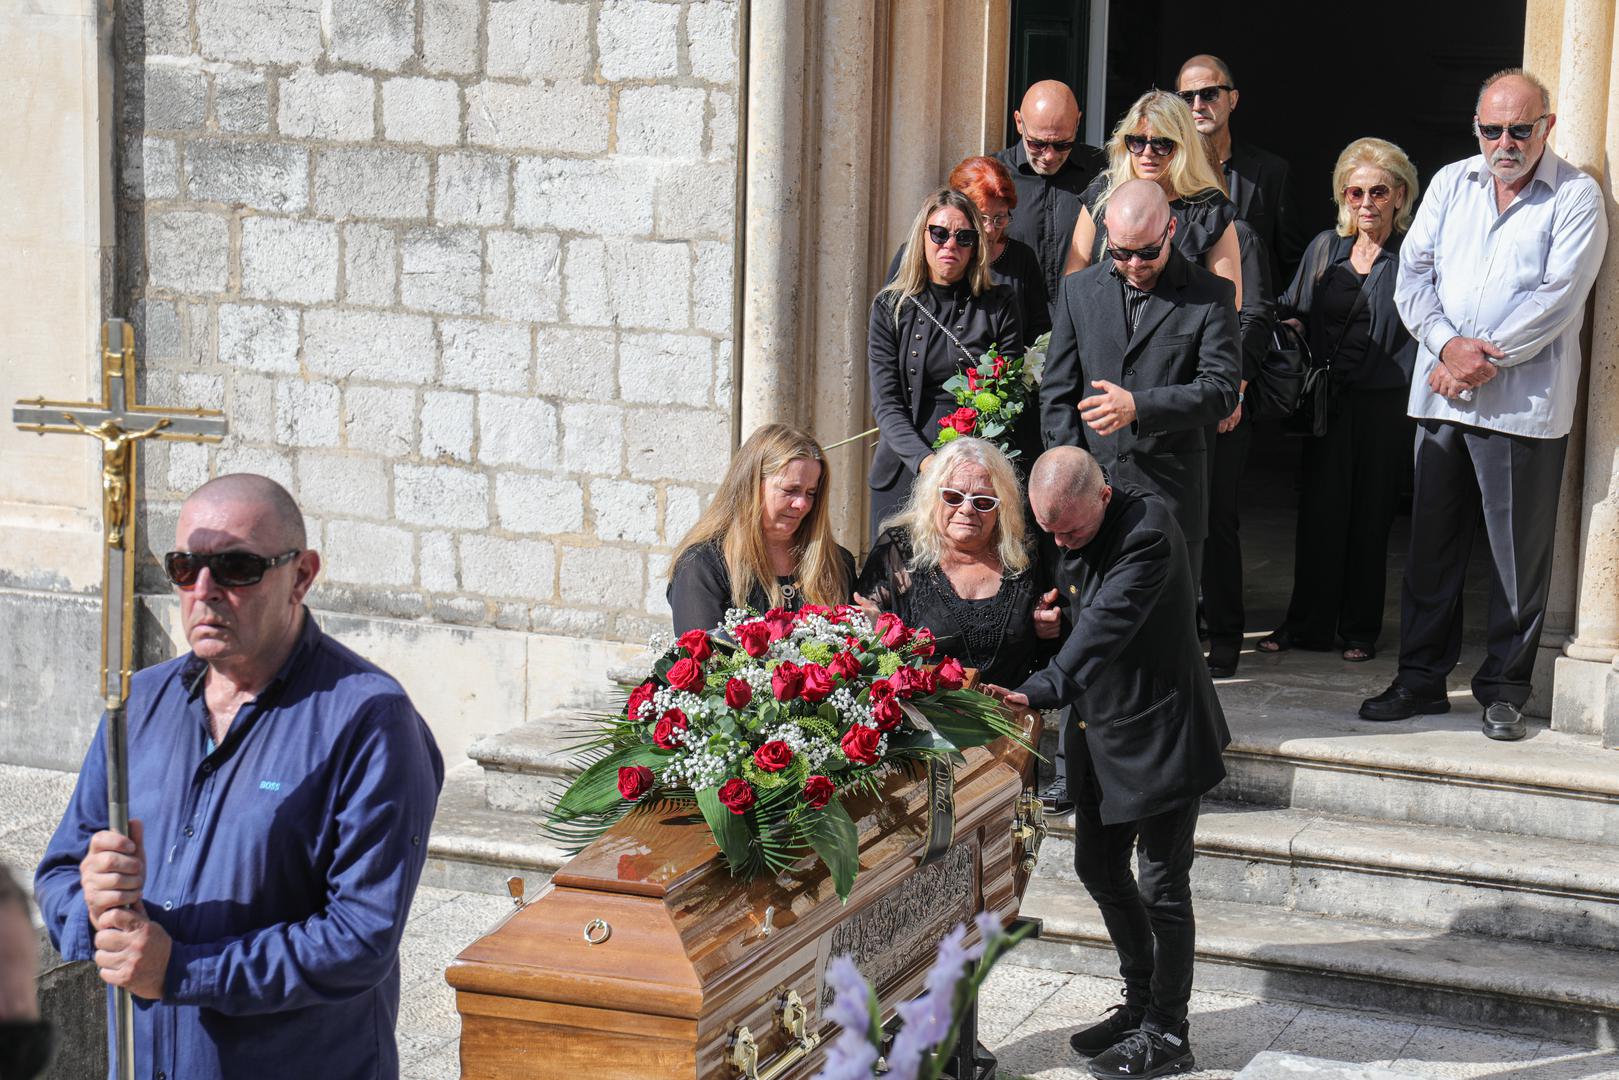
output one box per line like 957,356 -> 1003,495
926,225 -> 978,248
1123,134 -> 1177,158
165,549 -> 301,588
1178,85 -> 1232,105
940,488 -> 1001,513
1474,114 -> 1548,142
1025,136 -> 1077,153
1107,221 -> 1172,264
1343,184 -> 1392,205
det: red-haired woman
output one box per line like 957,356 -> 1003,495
890,156 -> 1051,340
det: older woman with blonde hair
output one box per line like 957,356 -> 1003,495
1259,137 -> 1420,663
668,423 -> 856,633
1064,90 -> 1242,307
856,437 -> 1058,687
868,189 -> 1024,542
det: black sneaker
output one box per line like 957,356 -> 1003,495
1069,1003 -> 1145,1056
1088,1026 -> 1195,1079
1040,775 -> 1073,815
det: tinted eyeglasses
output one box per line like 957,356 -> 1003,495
940,488 -> 1001,513
164,549 -> 300,588
1177,84 -> 1233,105
926,224 -> 978,248
979,211 -> 1012,228
1474,114 -> 1547,142
1123,134 -> 1177,158
1107,221 -> 1173,264
1343,184 -> 1392,205
1025,136 -> 1077,154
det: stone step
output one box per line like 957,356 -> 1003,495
1212,684 -> 1619,844
1041,802 -> 1619,951
1017,882 -> 1619,1049
466,712 -> 600,813
423,763 -> 572,895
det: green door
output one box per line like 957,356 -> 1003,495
1006,0 -> 1092,145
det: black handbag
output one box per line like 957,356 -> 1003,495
1277,236 -> 1367,438
1249,319 -> 1309,422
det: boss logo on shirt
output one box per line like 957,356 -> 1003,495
259,780 -> 282,792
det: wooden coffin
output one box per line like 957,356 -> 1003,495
447,720 -> 1043,1080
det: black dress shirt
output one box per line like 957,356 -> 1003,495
994,140 -> 1108,307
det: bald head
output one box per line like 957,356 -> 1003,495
1015,80 -> 1082,176
1109,179 -> 1171,234
1177,54 -> 1233,86
185,474 -> 307,550
1029,448 -> 1111,549
1474,69 -> 1554,184
1021,80 -> 1079,126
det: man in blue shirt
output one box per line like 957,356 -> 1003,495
35,474 -> 444,1080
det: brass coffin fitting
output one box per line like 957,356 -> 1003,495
727,989 -> 822,1079
1011,791 -> 1048,875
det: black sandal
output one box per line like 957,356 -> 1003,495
1256,630 -> 1292,653
1342,645 -> 1376,662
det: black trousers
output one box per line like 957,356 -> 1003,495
1396,418 -> 1567,707
1070,743 -> 1201,1030
1280,386 -> 1411,649
1202,414 -> 1252,649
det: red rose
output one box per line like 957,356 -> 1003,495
910,628 -> 936,658
803,775 -> 835,809
772,661 -> 806,701
948,406 -> 978,435
763,608 -> 795,642
829,651 -> 861,680
677,628 -> 713,663
626,681 -> 656,721
753,740 -> 793,772
868,678 -> 895,706
890,665 -> 922,698
618,765 -> 654,801
735,621 -> 771,658
992,356 -> 1006,378
841,723 -> 882,765
801,663 -> 835,703
877,612 -> 910,649
799,604 -> 831,619
667,657 -> 705,692
872,697 -> 903,730
653,708 -> 688,749
966,368 -> 981,392
915,667 -> 938,695
724,677 -> 753,709
718,777 -> 756,814
935,657 -> 966,691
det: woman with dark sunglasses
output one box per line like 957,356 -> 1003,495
867,188 -> 1024,541
856,437 -> 1059,688
1063,90 -> 1242,310
1259,137 -> 1420,664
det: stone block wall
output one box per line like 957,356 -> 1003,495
122,0 -> 739,647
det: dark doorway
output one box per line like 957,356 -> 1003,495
1006,0 -> 1094,144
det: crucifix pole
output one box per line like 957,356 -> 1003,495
13,319 -> 227,1080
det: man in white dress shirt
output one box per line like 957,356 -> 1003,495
1362,69 -> 1608,740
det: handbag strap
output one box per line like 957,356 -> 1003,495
1312,239 -> 1372,370
907,294 -> 979,366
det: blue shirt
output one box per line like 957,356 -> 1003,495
35,612 -> 444,1080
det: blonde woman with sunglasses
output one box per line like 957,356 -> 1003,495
1064,90 -> 1242,310
855,437 -> 1060,689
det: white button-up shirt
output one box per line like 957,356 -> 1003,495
1395,149 -> 1608,438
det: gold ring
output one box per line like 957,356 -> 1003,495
583,918 -> 611,945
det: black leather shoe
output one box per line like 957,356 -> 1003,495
1040,775 -> 1073,815
1482,701 -> 1527,741
1070,1004 -> 1146,1056
1207,643 -> 1239,679
1088,1025 -> 1195,1078
1358,683 -> 1450,721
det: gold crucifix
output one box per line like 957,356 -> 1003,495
13,319 -> 227,1080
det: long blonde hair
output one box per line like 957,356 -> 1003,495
879,189 -> 994,328
882,437 -> 1031,575
1094,90 -> 1227,220
1332,137 -> 1420,237
671,424 -> 849,611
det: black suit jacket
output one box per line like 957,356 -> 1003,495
1013,487 -> 1229,824
1225,141 -> 1307,284
1039,249 -> 1239,542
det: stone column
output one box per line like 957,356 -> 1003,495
1550,0 -> 1619,744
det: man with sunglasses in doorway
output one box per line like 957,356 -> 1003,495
995,79 -> 1108,317
1365,69 -> 1607,741
35,473 -> 444,1080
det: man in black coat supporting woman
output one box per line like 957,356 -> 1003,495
988,447 -> 1229,1080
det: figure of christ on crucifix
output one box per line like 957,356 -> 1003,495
56,414 -> 172,548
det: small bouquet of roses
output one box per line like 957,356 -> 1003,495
932,345 -> 1034,459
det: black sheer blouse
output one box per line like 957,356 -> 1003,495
855,527 -> 1048,688
1084,179 -> 1238,266
668,540 -> 858,634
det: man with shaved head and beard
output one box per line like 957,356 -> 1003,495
996,79 -> 1107,313
1370,69 -> 1608,740
987,446 -> 1228,1079
36,474 -> 444,1080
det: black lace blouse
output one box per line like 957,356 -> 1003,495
668,540 -> 857,634
855,527 -> 1049,688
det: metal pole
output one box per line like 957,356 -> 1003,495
105,699 -> 136,1080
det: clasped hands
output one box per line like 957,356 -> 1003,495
79,820 -> 171,1000
1430,336 -> 1503,400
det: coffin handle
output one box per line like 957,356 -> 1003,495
727,990 -> 823,1079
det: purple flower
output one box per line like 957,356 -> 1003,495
884,925 -> 987,1080
814,956 -> 880,1080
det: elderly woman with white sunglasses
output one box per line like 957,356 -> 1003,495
855,437 -> 1059,687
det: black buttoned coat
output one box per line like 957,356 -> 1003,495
1039,249 -> 1239,543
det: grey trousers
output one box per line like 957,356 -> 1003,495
1395,419 -> 1567,707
